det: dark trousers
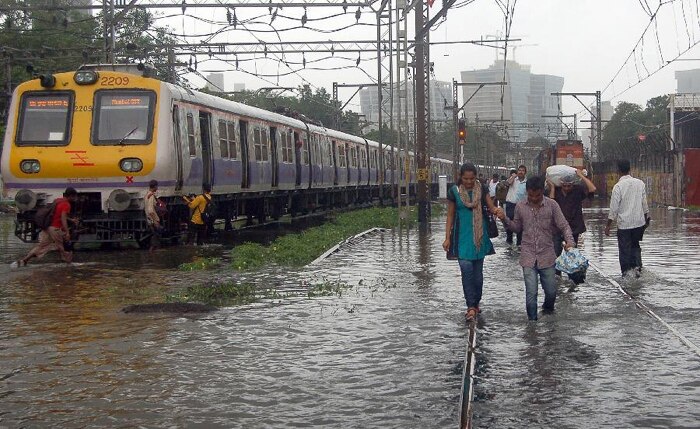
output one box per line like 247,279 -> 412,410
505,202 -> 522,245
188,223 -> 207,245
553,232 -> 580,258
617,226 -> 645,275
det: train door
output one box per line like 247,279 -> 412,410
199,112 -> 213,187
332,140 -> 339,185
240,120 -> 250,188
270,126 -> 279,187
172,106 -> 184,191
294,131 -> 302,186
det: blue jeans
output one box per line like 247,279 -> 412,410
522,263 -> 557,320
458,259 -> 484,308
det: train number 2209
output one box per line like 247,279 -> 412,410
100,76 -> 130,86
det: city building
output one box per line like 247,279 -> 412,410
358,80 -> 453,131
676,68 -> 700,93
459,60 -> 564,143
205,72 -> 225,92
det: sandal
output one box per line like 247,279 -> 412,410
465,307 -> 478,321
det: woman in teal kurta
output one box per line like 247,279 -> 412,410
443,163 -> 498,321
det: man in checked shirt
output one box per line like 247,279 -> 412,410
496,175 -> 576,321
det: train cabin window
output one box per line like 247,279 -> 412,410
92,89 -> 155,145
218,120 -> 229,159
350,145 -> 358,168
16,91 -> 74,146
218,119 -> 237,160
253,127 -> 262,161
302,135 -> 309,165
228,121 -> 237,159
186,113 -> 196,157
281,131 -> 293,163
338,143 -> 346,168
261,128 -> 269,161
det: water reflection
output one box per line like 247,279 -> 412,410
0,206 -> 699,427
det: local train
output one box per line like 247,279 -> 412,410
2,64 -> 464,247
535,139 -> 591,177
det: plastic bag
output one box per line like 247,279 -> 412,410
546,165 -> 580,187
555,248 -> 589,274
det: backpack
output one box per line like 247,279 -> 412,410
148,192 -> 168,219
200,194 -> 216,224
33,202 -> 57,231
155,199 -> 168,218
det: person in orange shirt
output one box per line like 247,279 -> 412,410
182,183 -> 212,245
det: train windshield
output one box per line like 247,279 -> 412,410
92,90 -> 155,145
16,92 -> 73,146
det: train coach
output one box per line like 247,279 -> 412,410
1,64 -> 454,248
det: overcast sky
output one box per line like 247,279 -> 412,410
169,0 -> 700,121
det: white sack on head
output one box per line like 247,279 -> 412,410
546,165 -> 580,187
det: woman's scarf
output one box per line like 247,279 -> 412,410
457,181 -> 483,251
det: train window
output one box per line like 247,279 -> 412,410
360,147 -> 367,168
350,145 -> 357,168
16,91 -> 74,146
338,143 -> 346,168
92,90 -> 155,145
228,122 -> 237,159
217,119 -> 237,160
302,135 -> 309,165
281,131 -> 293,163
370,149 -> 377,169
186,114 -> 196,156
261,129 -> 269,161
253,128 -> 262,160
218,120 -> 229,159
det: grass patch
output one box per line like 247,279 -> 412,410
230,206 -> 414,271
307,279 -> 352,298
178,257 -> 221,271
167,281 -> 267,306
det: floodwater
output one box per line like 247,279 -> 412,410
0,204 -> 699,428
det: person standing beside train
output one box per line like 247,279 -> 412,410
183,184 -> 212,246
505,165 -> 528,249
443,163 -> 499,322
604,159 -> 650,277
144,179 -> 162,252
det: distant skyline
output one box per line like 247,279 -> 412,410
173,0 -> 700,122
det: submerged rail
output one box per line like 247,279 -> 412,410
589,261 -> 700,359
459,323 -> 478,429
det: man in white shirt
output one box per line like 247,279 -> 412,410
605,159 -> 650,276
488,173 -> 499,200
505,165 -> 527,247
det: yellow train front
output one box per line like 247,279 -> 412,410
1,65 -> 178,247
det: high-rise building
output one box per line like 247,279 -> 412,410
358,80 -> 453,131
676,69 -> 700,93
205,73 -> 225,92
460,60 -> 564,142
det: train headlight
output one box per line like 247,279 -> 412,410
74,70 -> 98,85
108,189 -> 132,212
15,189 -> 37,211
119,158 -> 143,173
20,159 -> 41,174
